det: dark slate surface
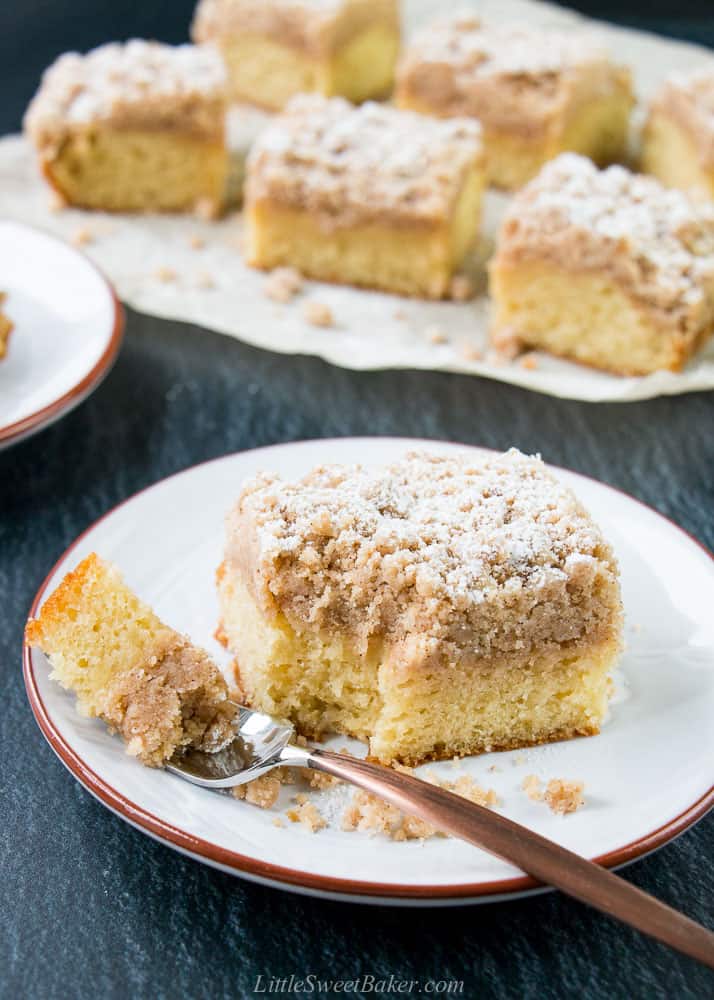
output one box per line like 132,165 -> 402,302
2,4 -> 714,999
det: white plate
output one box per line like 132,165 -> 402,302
0,220 -> 123,449
24,438 -> 714,904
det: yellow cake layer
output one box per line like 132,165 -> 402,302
43,129 -> 227,214
218,569 -> 618,766
26,554 -> 234,765
489,260 -> 710,374
399,92 -> 632,190
245,165 -> 483,298
641,110 -> 714,200
219,23 -> 398,109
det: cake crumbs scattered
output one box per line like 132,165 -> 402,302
273,817 -> 285,828
287,800 -> 327,833
154,266 -> 177,283
342,774 -> 498,841
450,274 -> 475,301
232,771 -> 282,809
188,234 -> 206,250
393,307 -> 407,321
512,754 -> 527,766
490,327 -> 523,361
306,770 -> 342,790
194,197 -> 219,221
487,764 -> 499,773
426,324 -> 449,345
264,266 -> 304,303
71,226 -> 94,247
520,352 -> 539,371
303,300 -> 334,328
461,344 -> 483,362
521,774 -> 544,801
195,271 -> 215,290
544,779 -> 585,815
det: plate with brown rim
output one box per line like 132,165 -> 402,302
23,438 -> 714,904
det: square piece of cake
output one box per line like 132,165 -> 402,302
489,154 -> 714,374
24,41 -> 229,216
217,449 -> 623,766
26,554 -> 236,766
244,95 -> 484,298
191,0 -> 400,110
395,14 -> 633,190
642,67 -> 714,200
0,293 -> 12,360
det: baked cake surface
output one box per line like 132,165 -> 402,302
192,0 -> 399,109
24,40 -> 228,215
489,153 -> 714,374
26,553 -> 235,766
642,67 -> 714,199
0,293 -> 12,360
218,449 -> 623,765
245,95 -> 484,297
396,13 -> 633,189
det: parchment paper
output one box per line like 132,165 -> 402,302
2,0 -> 714,402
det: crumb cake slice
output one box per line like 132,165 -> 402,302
217,450 -> 623,766
24,40 -> 228,216
395,14 -> 633,190
244,95 -> 484,298
192,0 -> 400,110
0,293 -> 12,359
642,67 -> 714,200
489,154 -> 714,374
26,553 -> 235,766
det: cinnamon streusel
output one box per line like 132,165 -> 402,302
217,449 -> 623,765
244,95 -> 485,298
191,0 -> 400,110
24,40 -> 228,215
395,14 -> 633,190
489,154 -> 714,374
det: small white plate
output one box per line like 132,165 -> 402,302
24,438 -> 714,905
0,220 -> 123,449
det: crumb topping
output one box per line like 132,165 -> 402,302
494,154 -> 714,317
303,300 -> 334,327
227,448 -> 621,659
398,15 -> 628,133
544,778 -> 585,814
264,266 -> 304,302
342,772 -> 498,840
24,40 -> 227,149
192,0 -> 398,56
246,95 -> 482,228
652,66 -> 714,168
100,638 -> 236,767
287,797 -> 328,832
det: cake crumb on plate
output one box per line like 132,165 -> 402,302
544,778 -> 585,814
264,266 -> 303,303
287,799 -> 327,832
304,300 -> 334,327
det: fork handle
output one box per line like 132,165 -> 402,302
296,746 -> 714,969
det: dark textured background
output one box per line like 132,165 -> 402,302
2,4 -> 714,999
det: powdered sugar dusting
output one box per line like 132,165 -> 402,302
24,40 -> 226,144
228,449 -> 621,659
246,95 -> 482,226
403,13 -> 607,79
